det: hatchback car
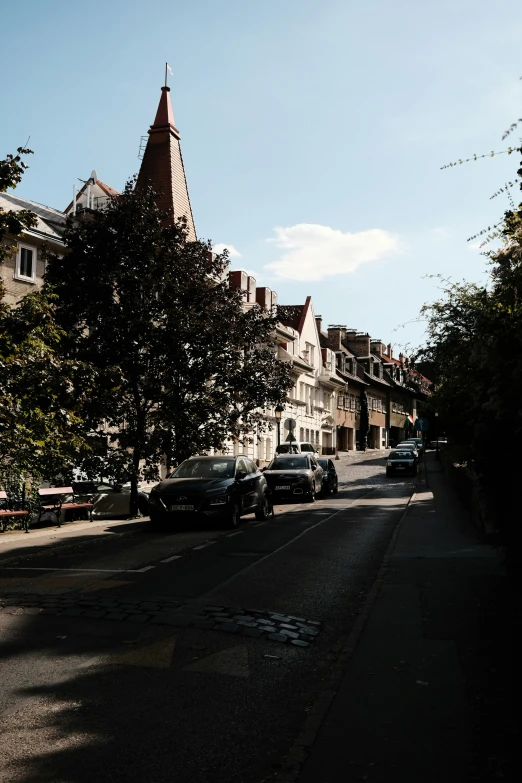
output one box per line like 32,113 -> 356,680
148,456 -> 270,528
386,450 -> 418,477
263,454 -> 323,502
395,442 -> 420,461
275,441 -> 318,456
402,437 -> 424,457
317,458 -> 338,495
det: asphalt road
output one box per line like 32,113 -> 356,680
0,452 -> 416,783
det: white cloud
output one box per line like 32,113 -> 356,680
212,243 -> 242,258
430,226 -> 451,241
264,223 -> 402,282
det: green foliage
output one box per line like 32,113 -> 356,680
0,287 -> 101,481
0,147 -> 37,264
416,201 -> 522,548
44,181 -> 293,510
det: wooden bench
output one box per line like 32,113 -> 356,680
0,490 -> 30,533
38,487 -> 94,528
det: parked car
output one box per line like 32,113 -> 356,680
148,455 -> 270,528
429,438 -> 448,449
317,457 -> 338,495
263,454 -> 323,502
386,449 -> 418,477
72,481 -> 150,520
395,442 -> 420,461
402,437 -> 425,457
275,441 -> 317,456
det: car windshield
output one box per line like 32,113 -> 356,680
397,444 -> 415,449
269,457 -> 308,470
317,459 -> 329,469
390,451 -> 414,459
169,459 -> 235,479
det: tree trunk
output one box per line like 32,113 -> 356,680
130,446 -> 140,517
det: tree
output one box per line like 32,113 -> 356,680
0,147 -> 37,264
44,181 -> 293,512
0,287 -> 102,485
416,198 -> 522,551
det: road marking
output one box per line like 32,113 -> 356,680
192,543 -> 215,550
197,487 -> 406,601
160,555 -> 183,563
226,531 -> 243,537
184,645 -> 250,678
0,567 -> 141,573
135,565 -> 156,572
108,636 -> 176,669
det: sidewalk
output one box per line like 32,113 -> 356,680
298,453 -> 517,782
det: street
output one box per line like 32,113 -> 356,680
0,452 -> 415,783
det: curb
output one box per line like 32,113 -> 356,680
263,479 -> 421,783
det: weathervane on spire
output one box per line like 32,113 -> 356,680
164,62 -> 173,88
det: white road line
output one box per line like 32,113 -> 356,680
0,567 -> 137,573
226,531 -> 243,537
192,544 -> 207,550
160,555 -> 183,563
135,565 -> 156,572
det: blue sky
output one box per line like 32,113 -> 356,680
2,0 -> 521,351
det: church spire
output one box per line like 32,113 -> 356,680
137,84 -> 196,241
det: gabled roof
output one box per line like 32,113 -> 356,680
0,193 -> 65,241
277,296 -> 312,335
64,179 -> 120,214
137,85 -> 196,241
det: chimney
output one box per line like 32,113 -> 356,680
344,331 -> 371,356
327,325 -> 346,350
387,343 -> 392,359
247,275 -> 256,303
229,270 -> 248,299
256,287 -> 272,310
370,340 -> 383,357
399,352 -> 404,367
316,315 -> 323,333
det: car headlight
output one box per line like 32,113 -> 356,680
387,461 -> 392,467
209,495 -> 228,505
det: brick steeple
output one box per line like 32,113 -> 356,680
137,85 -> 196,241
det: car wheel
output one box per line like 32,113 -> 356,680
255,495 -> 270,521
386,470 -> 392,477
323,481 -> 331,496
307,483 -> 316,503
333,480 -> 338,494
229,502 -> 241,528
138,497 -> 149,516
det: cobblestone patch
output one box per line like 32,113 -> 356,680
0,594 -> 322,645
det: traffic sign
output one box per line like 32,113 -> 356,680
414,417 -> 429,432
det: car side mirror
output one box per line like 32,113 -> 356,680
311,464 -> 317,470
260,466 -> 267,472
237,470 -> 248,481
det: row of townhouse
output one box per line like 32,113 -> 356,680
1,81 -> 432,468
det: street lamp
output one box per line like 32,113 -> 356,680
274,404 -> 284,447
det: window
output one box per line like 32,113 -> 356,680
337,394 -> 344,409
300,428 -> 304,441
16,244 -> 36,281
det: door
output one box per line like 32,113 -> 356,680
235,458 -> 255,512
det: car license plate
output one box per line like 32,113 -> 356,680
275,485 -> 291,490
170,504 -> 194,511
396,466 -> 405,470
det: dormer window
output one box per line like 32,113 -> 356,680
16,244 -> 36,282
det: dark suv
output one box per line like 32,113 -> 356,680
148,455 -> 270,528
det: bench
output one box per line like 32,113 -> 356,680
0,490 -> 30,533
38,487 -> 94,528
